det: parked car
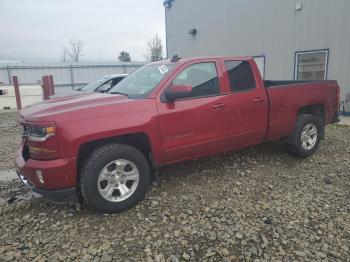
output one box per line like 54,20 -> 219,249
49,74 -> 127,99
16,56 -> 340,213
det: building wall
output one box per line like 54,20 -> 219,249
165,0 -> 350,109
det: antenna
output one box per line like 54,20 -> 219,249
171,55 -> 181,62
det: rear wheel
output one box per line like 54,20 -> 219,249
80,143 -> 151,213
288,114 -> 322,158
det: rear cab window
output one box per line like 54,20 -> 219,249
224,60 -> 256,92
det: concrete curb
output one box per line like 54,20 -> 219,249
337,116 -> 350,126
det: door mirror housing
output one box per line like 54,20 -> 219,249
165,85 -> 192,101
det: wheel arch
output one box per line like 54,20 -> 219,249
297,103 -> 324,120
77,133 -> 153,172
297,103 -> 325,139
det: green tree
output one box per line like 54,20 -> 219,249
118,51 -> 131,62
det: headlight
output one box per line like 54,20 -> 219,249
27,124 -> 56,142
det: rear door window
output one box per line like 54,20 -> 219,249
224,61 -> 256,92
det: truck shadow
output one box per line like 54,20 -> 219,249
157,139 -> 300,184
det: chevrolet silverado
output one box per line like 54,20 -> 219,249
16,56 -> 340,213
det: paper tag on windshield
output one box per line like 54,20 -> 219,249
158,65 -> 169,74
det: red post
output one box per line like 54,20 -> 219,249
42,75 -> 55,99
48,75 -> 55,96
12,76 -> 22,110
42,75 -> 47,99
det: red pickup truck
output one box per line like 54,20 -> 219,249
16,56 -> 340,213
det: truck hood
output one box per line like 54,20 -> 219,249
21,92 -> 129,121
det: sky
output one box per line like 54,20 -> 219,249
0,0 -> 166,63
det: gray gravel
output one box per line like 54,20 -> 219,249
0,110 -> 21,170
0,111 -> 349,261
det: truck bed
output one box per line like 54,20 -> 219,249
265,80 -> 339,140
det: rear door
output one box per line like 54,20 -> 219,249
156,60 -> 230,162
221,59 -> 268,147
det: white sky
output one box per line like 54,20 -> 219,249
0,0 -> 166,62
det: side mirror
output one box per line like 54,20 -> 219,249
165,85 -> 192,101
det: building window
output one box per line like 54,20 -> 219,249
295,50 -> 329,80
224,60 -> 256,92
253,56 -> 265,79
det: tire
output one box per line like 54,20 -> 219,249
80,143 -> 151,213
288,114 -> 323,158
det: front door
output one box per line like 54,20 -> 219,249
156,61 -> 230,163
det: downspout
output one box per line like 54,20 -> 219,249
163,0 -> 175,59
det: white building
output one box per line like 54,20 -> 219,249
164,0 -> 350,114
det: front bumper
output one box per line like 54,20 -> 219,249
15,143 -> 78,203
17,172 -> 77,203
33,187 -> 77,203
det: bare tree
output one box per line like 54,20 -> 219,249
66,39 -> 84,62
60,47 -> 69,62
118,51 -> 131,62
146,34 -> 163,62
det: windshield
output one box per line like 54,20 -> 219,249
109,63 -> 175,99
78,78 -> 109,91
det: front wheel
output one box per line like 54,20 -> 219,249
288,114 -> 323,158
80,143 -> 151,213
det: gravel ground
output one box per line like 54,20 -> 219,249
0,110 -> 21,170
0,111 -> 349,261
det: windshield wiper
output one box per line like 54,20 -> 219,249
110,91 -> 129,98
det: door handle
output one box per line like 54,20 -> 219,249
212,103 -> 226,109
253,97 -> 265,103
